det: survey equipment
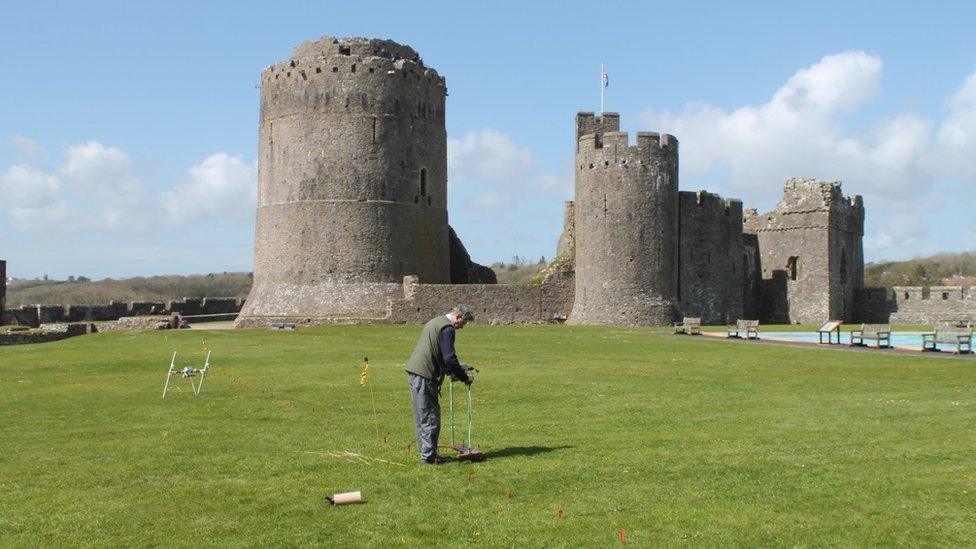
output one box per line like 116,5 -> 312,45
448,365 -> 484,461
162,350 -> 211,398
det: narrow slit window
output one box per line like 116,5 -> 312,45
420,168 -> 428,197
787,256 -> 798,281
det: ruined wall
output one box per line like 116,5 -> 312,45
240,37 -> 452,326
744,178 -> 864,324
387,276 -> 572,324
0,323 -> 89,346
678,191 -> 744,324
555,201 -> 575,259
1,298 -> 244,328
569,113 -> 679,325
742,233 -> 762,320
449,226 -> 496,284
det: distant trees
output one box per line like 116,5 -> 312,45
865,251 -> 976,288
5,272 -> 252,307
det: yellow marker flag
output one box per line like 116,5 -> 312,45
360,357 -> 370,387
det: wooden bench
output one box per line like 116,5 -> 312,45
922,324 -> 972,354
727,319 -> 759,340
849,324 -> 891,348
818,320 -> 843,344
673,317 -> 701,335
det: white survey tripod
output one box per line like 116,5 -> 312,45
162,350 -> 211,398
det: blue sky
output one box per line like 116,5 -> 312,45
2,1 -> 975,279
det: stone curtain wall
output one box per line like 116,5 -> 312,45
387,276 -> 572,324
1,297 -> 244,328
881,286 -> 974,324
678,191 -> 745,324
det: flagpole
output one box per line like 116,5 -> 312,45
600,63 -> 605,114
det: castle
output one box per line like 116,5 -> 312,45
232,36 -> 886,327
2,37 -> 972,331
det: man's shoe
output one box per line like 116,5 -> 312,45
425,455 -> 447,465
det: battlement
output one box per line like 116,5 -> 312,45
679,190 -> 742,213
576,112 -> 620,143
263,54 -> 445,86
292,36 -> 421,64
576,131 -> 678,168
778,177 -> 863,214
578,131 -> 677,151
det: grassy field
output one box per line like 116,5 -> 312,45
2,325 -> 975,546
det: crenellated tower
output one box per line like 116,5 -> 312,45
568,112 -> 680,325
238,37 -> 451,325
744,178 -> 864,323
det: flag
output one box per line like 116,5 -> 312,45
602,68 -> 609,88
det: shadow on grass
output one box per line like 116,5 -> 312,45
480,445 -> 573,460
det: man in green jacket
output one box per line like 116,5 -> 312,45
406,305 -> 475,464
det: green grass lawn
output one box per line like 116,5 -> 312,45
2,325 -> 975,546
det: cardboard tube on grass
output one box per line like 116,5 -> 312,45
327,491 -> 363,505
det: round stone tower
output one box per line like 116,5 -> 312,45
238,37 -> 450,325
568,115 -> 680,325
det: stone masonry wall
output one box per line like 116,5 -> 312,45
0,323 -> 89,346
874,286 -> 976,324
678,191 -> 744,324
1,298 -> 244,328
387,276 -> 572,324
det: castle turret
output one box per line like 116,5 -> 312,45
568,113 -> 679,325
744,178 -> 865,323
237,37 -> 451,325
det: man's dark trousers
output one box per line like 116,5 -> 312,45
408,373 -> 440,462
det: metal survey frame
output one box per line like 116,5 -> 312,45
162,350 -> 212,398
448,364 -> 482,460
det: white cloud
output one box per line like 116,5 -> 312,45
638,50 -> 976,261
1,164 -> 61,208
61,141 -> 146,201
8,203 -> 70,231
162,153 -> 257,223
4,134 -> 46,162
448,129 -> 567,214
448,129 -> 535,186
0,140 -> 256,236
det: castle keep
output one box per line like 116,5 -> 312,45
237,38 -> 491,327
225,36 -> 969,327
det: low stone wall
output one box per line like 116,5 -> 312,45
0,323 -> 90,346
386,278 -> 571,324
94,316 -> 171,333
2,297 -> 244,328
854,286 -> 976,324
234,268 -> 575,328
